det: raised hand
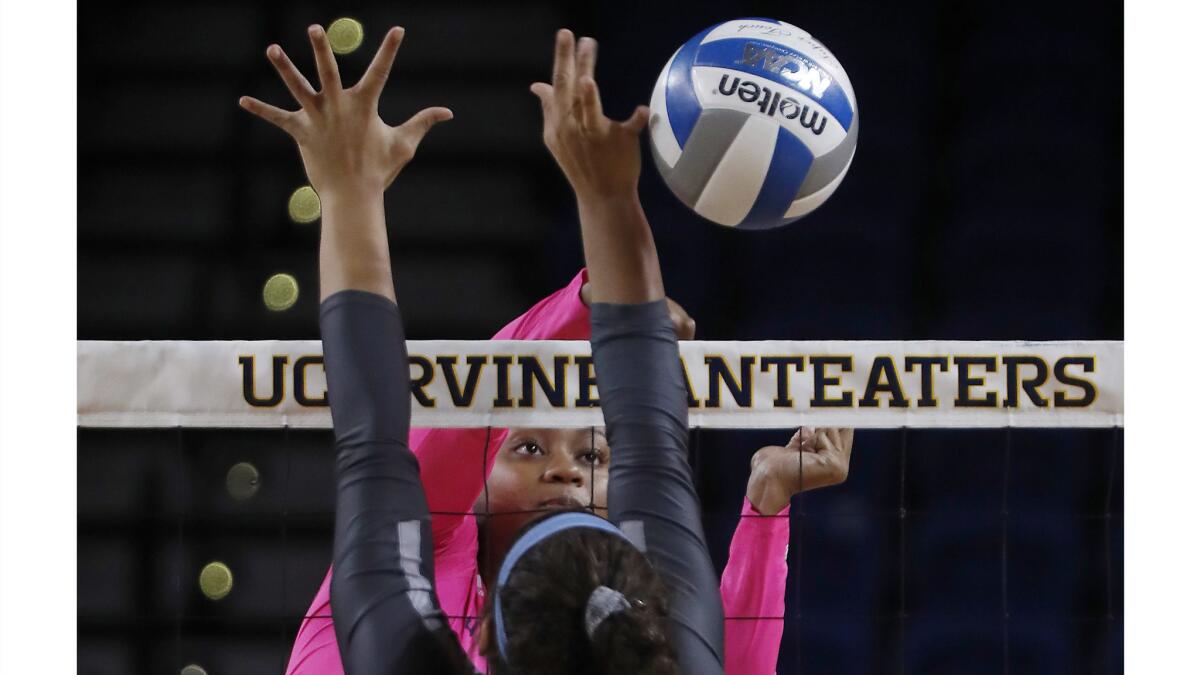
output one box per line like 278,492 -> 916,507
532,30 -> 661,304
746,427 -> 854,516
239,25 -> 451,196
530,30 -> 650,202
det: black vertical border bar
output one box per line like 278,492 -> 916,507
1002,427 -> 1012,675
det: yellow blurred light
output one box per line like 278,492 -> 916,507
226,462 -> 261,500
263,273 -> 300,312
288,185 -> 321,223
199,562 -> 233,601
328,18 -> 364,55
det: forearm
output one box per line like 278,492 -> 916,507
721,498 -> 790,675
746,468 -> 793,516
576,191 -> 664,305
322,292 -> 467,674
592,301 -> 723,673
319,187 -> 395,302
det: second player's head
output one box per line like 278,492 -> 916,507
480,510 -> 678,674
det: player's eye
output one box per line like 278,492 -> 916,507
579,449 -> 607,466
514,441 -> 545,456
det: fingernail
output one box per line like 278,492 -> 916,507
308,25 -> 322,37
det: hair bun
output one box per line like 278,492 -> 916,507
583,585 -> 633,639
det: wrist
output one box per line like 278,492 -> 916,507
746,474 -> 791,516
318,184 -> 386,207
747,452 -> 801,516
574,186 -> 641,213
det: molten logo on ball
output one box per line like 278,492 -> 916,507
715,75 -> 828,133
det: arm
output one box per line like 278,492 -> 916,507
721,500 -> 790,675
323,291 -> 467,674
532,29 -> 723,673
720,427 -> 854,675
241,25 -> 466,674
284,270 -> 696,674
592,302 -> 724,674
530,31 -> 658,305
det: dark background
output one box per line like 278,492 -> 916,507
76,1 -> 1123,674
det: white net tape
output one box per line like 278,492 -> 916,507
77,340 -> 1123,429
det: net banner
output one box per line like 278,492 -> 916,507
77,340 -> 1123,429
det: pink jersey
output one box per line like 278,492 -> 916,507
285,269 -> 790,675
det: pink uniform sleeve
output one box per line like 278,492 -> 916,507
285,270 -> 591,675
285,570 -> 337,675
721,497 -> 792,675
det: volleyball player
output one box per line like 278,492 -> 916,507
284,270 -> 852,675
241,25 -> 851,673
273,58 -> 851,675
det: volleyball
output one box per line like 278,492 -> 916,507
648,18 -> 858,229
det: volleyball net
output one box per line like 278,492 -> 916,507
77,339 -> 1123,674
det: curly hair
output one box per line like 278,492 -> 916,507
481,511 -> 679,675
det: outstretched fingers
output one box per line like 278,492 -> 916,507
577,77 -> 605,131
573,38 -> 600,130
266,44 -> 317,107
395,106 -> 454,155
576,37 -> 597,82
358,26 -> 405,101
551,29 -> 576,109
238,96 -> 299,136
307,25 -> 342,93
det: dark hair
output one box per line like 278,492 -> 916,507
482,510 -> 678,675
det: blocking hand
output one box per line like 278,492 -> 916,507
239,25 -> 451,196
530,30 -> 650,202
747,427 -> 854,516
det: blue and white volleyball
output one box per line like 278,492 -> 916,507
649,18 -> 858,229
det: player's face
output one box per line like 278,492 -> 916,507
481,427 -> 610,522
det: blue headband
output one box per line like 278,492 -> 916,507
493,511 -> 631,661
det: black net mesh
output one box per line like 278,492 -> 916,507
77,425 -> 1122,674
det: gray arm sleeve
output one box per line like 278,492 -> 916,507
319,290 -> 472,675
590,300 -> 725,675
